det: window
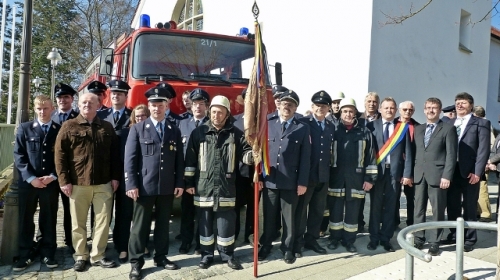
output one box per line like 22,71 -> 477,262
459,9 -> 472,53
174,0 -> 203,31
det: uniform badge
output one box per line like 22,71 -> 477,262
154,89 -> 158,93
52,125 -> 56,129
146,124 -> 150,128
94,81 -> 98,86
226,174 -> 232,178
182,136 -> 187,144
170,145 -> 173,150
33,123 -> 38,127
320,91 -> 324,96
356,168 -> 362,173
167,125 -> 171,130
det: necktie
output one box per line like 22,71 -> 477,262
317,121 -> 323,131
195,120 -> 200,127
456,118 -> 464,137
60,113 -> 67,123
383,122 -> 390,143
156,122 -> 163,139
114,111 -> 120,123
424,124 -> 434,148
42,124 -> 48,135
282,122 -> 287,134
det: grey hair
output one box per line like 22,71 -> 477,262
399,100 -> 414,109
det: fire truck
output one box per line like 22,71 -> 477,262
78,14 -> 280,115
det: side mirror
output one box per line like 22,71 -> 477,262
99,48 -> 114,76
274,62 -> 282,86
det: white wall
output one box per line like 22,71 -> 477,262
487,36 -> 500,129
369,0 -> 492,122
131,0 -> 177,29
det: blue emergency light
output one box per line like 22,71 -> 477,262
239,27 -> 249,36
140,14 -> 151,28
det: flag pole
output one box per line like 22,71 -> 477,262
244,1 -> 267,277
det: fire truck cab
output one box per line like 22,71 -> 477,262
79,15 -> 279,115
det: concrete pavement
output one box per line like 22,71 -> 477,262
0,183 -> 498,280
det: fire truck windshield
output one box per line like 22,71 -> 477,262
132,33 -> 270,85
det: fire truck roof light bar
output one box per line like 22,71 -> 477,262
140,14 -> 150,28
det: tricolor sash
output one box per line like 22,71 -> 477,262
376,122 -> 409,164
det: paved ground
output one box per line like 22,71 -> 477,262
0,182 -> 498,280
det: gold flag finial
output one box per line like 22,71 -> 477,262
252,1 -> 260,20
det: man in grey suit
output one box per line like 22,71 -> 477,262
413,98 -> 457,256
444,92 -> 490,252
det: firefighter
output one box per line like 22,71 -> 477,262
326,91 -> 345,125
177,88 -> 210,255
327,97 -> 377,253
184,95 -> 253,270
294,90 -> 335,256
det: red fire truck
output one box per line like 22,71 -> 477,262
78,15 -> 279,115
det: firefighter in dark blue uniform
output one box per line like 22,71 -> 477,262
233,88 -> 255,244
177,88 -> 210,254
294,91 -> 335,256
327,98 -> 377,252
13,95 -> 61,271
258,90 -> 311,264
125,84 -> 185,280
152,82 -> 183,125
96,79 -> 133,263
87,80 -> 109,111
50,83 -> 78,253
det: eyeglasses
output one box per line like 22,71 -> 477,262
401,108 -> 414,112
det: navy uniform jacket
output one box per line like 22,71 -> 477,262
166,110 -> 183,126
180,111 -> 193,119
267,111 -> 303,121
367,118 -> 413,181
124,117 -> 185,196
97,107 -> 132,137
51,109 -> 79,125
14,121 -> 61,188
234,113 -> 254,179
178,116 -> 209,156
264,117 -> 311,190
326,113 -> 340,126
299,116 -> 335,183
445,115 -> 491,178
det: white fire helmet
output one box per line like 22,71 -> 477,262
210,95 -> 231,113
339,97 -> 357,111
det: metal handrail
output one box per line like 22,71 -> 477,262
397,218 -> 498,280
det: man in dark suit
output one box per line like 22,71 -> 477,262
125,83 -> 184,280
87,80 -> 109,111
395,101 -> 420,226
367,97 -> 413,252
413,97 -> 457,256
443,92 -> 490,252
13,95 -> 61,271
96,79 -> 132,263
177,88 -> 210,255
50,82 -> 78,253
295,90 -> 335,256
258,90 -> 311,264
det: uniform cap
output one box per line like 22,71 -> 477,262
156,82 -> 176,99
339,97 -> 357,111
55,82 -> 77,97
311,90 -> 332,105
280,90 -> 300,106
210,95 -> 231,113
189,88 -> 210,102
107,80 -> 131,92
331,91 -> 345,101
87,80 -> 107,94
442,105 -> 456,113
272,85 -> 288,99
145,87 -> 169,102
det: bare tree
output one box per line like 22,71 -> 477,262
380,0 -> 500,26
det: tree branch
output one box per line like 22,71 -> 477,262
380,0 -> 434,25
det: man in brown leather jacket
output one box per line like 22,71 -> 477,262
55,92 -> 120,272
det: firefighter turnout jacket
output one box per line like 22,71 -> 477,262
184,119 -> 253,211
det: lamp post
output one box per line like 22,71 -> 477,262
32,76 -> 44,97
46,48 -> 62,101
1,0 -> 34,265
